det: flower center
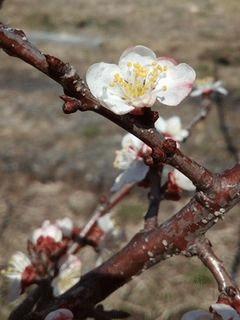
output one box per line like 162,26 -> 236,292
110,62 -> 167,100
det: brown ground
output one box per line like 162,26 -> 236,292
0,0 -> 240,319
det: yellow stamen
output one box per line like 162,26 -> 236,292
110,61 -> 167,100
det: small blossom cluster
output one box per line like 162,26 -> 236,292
1,217 -> 80,302
1,213 -> 122,304
112,115 -> 195,194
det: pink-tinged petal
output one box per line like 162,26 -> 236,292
156,63 -> 196,106
211,304 -> 240,320
86,62 -> 121,99
44,309 -> 73,320
119,45 -> 156,62
181,310 -> 211,320
111,160 -> 149,192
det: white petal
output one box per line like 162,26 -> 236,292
166,116 -> 182,132
166,116 -> 188,141
102,93 -> 134,115
52,254 -> 82,296
86,62 -> 121,99
211,303 -> 240,320
31,228 -> 43,244
216,86 -> 228,95
44,309 -> 73,320
158,56 -> 177,67
31,222 -> 63,244
114,148 -> 136,170
119,45 -> 156,62
156,63 -> 196,106
121,133 -> 143,150
8,252 -> 31,274
111,160 -> 149,192
154,117 -> 167,133
2,252 -> 31,302
56,217 -> 73,238
98,213 -> 115,233
190,88 -> 203,97
173,169 -> 196,191
181,310 -> 212,320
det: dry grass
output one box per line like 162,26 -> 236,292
0,0 -> 240,319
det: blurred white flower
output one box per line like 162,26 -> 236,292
171,169 -> 196,191
55,217 -> 74,238
44,309 -> 73,320
31,220 -> 63,244
111,133 -> 150,192
98,213 -> 115,234
181,305 -> 240,320
154,116 -> 189,141
86,45 -> 196,115
51,254 -> 82,297
1,251 -> 31,302
191,77 -> 228,97
211,303 -> 240,320
181,310 -> 211,320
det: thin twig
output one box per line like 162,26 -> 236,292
68,183 -> 134,254
185,97 -> 212,139
195,238 -> 240,310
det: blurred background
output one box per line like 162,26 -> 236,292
0,0 -> 240,319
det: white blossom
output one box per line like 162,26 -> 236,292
86,45 -> 196,115
55,217 -> 74,238
154,116 -> 189,141
111,133 -> 150,192
191,77 -> 228,97
31,220 -> 63,244
51,254 -> 82,297
1,251 -> 31,302
44,309 -> 73,320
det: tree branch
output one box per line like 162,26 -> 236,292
194,238 -> 240,312
144,166 -> 163,230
